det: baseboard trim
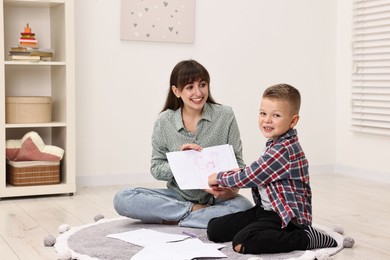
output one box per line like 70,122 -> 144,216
309,164 -> 336,174
335,164 -> 390,184
76,173 -> 155,188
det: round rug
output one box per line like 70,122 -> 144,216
54,217 -> 345,260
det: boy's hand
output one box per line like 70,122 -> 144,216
206,173 -> 237,200
208,169 -> 240,187
208,173 -> 218,187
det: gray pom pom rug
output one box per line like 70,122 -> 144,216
54,217 -> 345,260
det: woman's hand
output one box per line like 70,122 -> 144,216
205,186 -> 239,200
180,143 -> 202,151
207,172 -> 239,200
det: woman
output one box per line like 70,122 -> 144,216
113,59 -> 252,228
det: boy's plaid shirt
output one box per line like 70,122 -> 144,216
217,128 -> 312,228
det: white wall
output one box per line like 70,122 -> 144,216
335,1 -> 390,182
74,0 -> 387,186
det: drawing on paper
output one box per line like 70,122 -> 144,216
194,152 -> 219,173
194,152 -> 220,185
120,0 -> 195,43
166,144 -> 238,189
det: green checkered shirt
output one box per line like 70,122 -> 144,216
150,103 -> 244,204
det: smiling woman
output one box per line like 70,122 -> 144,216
170,62 -> 213,133
113,59 -> 253,229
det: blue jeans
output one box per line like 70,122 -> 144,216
113,187 -> 253,229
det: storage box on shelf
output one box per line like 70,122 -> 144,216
0,0 -> 75,199
5,131 -> 64,187
6,96 -> 52,124
6,160 -> 60,186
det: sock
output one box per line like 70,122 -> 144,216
304,225 -> 338,249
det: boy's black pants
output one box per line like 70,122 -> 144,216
207,204 -> 308,254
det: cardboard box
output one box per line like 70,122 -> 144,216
6,96 -> 52,123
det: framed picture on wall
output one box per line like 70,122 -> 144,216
120,0 -> 195,43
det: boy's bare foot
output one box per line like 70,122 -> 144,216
192,203 -> 209,211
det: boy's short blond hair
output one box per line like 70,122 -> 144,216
263,84 -> 301,115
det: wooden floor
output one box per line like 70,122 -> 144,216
0,173 -> 389,260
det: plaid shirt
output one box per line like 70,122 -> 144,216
216,128 -> 312,228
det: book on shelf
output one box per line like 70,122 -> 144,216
10,46 -> 53,52
10,55 -> 51,61
9,47 -> 54,58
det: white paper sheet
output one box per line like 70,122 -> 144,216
131,238 -> 227,260
106,228 -> 189,246
166,144 -> 239,189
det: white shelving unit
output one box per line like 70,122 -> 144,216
0,0 -> 75,198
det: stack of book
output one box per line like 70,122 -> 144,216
9,46 -> 54,61
9,24 -> 54,61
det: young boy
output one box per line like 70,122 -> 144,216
207,84 -> 337,254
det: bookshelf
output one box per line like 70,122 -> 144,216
0,0 -> 75,198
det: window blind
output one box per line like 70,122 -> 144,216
352,0 -> 390,135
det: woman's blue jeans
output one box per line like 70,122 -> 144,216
113,187 -> 253,229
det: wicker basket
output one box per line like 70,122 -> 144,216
6,160 -> 60,186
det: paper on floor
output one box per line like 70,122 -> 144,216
106,228 -> 189,246
131,238 -> 227,260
